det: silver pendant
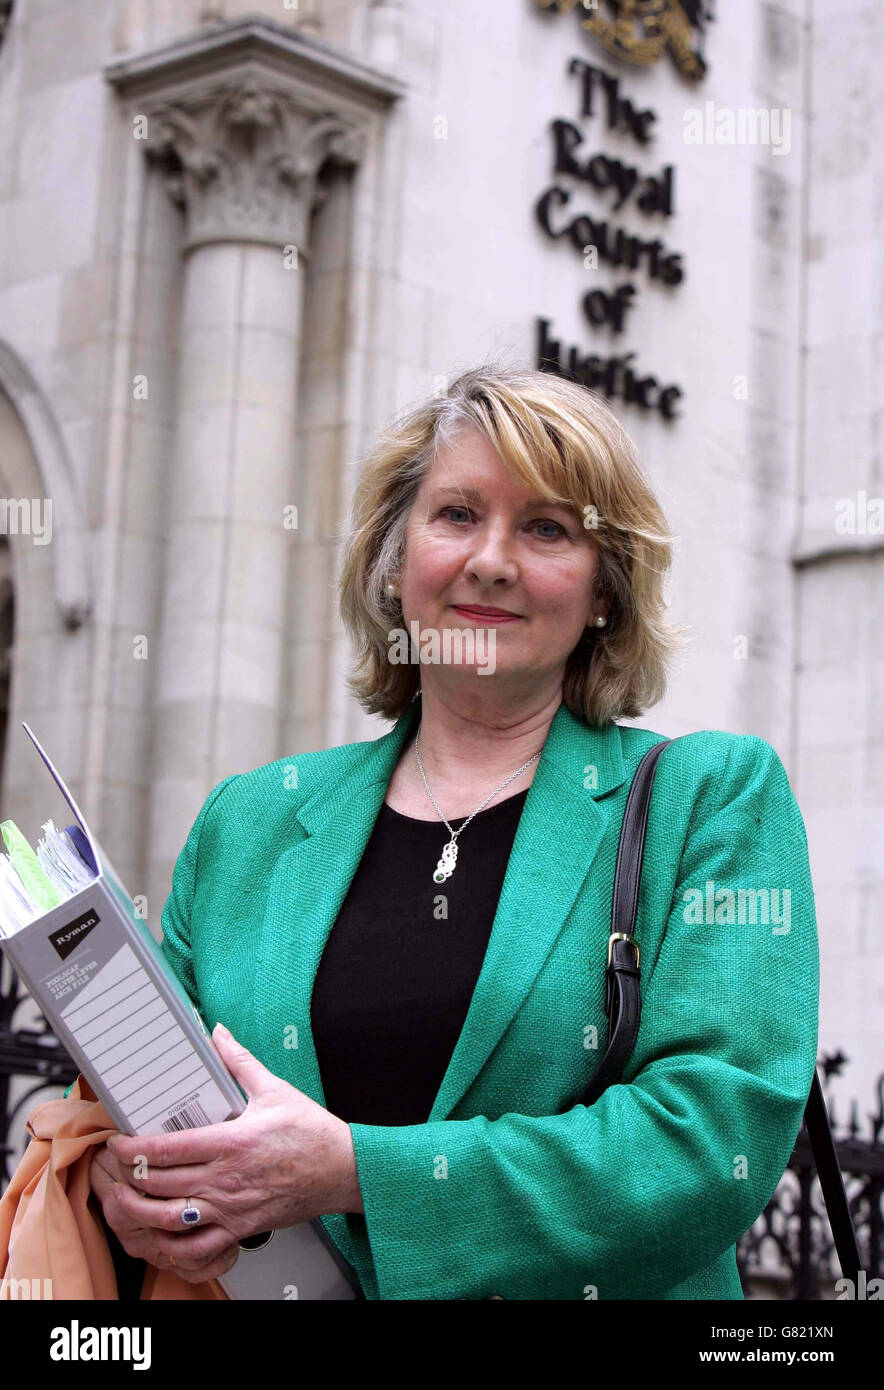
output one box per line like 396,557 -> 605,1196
432,838 -> 458,884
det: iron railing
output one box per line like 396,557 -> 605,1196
0,957 -> 78,1186
738,1052 -> 883,1299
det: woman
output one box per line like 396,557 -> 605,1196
91,365 -> 819,1300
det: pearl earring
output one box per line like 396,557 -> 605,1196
594,614 -> 607,628
385,581 -> 400,600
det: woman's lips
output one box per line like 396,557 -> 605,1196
450,605 -> 523,624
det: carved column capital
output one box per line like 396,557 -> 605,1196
105,15 -> 404,253
142,79 -> 366,253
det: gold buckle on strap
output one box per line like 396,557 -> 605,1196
607,932 -> 640,969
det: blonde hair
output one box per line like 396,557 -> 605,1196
338,363 -> 684,727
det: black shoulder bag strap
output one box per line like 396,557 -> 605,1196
578,738 -> 862,1284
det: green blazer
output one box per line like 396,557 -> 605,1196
158,698 -> 819,1301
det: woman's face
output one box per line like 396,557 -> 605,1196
397,426 -> 608,693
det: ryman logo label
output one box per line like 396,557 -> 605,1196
49,909 -> 100,960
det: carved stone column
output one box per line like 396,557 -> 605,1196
106,18 -> 401,917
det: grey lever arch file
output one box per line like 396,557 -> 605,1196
0,721 -> 361,1301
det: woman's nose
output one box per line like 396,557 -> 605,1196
464,523 -> 519,584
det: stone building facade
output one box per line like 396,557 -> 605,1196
0,0 -> 880,1131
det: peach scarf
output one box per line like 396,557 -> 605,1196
0,1075 -> 227,1300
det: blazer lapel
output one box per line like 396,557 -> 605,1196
255,704 -> 420,1108
428,704 -> 627,1118
254,699 -> 628,1121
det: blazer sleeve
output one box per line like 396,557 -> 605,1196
342,734 -> 821,1300
159,775 -> 240,1011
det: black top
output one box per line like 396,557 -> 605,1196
310,788 -> 530,1126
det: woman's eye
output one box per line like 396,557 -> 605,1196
437,507 -> 567,539
532,520 -> 567,539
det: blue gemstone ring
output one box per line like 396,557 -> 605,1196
181,1199 -> 202,1227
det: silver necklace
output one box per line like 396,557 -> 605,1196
414,725 -> 541,884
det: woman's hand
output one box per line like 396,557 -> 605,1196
94,1022 -> 362,1279
90,1143 -> 241,1283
